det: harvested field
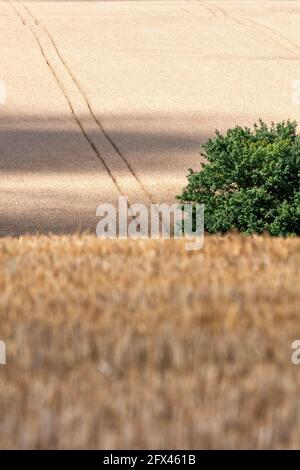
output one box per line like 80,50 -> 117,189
0,234 -> 299,449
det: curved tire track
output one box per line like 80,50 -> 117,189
243,16 -> 300,57
193,0 -> 298,58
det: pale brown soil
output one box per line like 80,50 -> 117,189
2,1 -> 300,235
0,234 -> 299,449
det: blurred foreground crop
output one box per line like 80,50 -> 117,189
0,234 -> 299,449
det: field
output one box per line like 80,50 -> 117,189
0,234 -> 299,449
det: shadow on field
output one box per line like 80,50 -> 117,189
0,112 -> 210,236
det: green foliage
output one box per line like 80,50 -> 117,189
177,120 -> 300,236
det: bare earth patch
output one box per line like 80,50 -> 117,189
0,234 -> 299,449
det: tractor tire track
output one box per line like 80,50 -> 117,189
7,0 -> 155,207
19,1 -> 156,206
213,2 -> 298,58
191,0 -> 217,17
5,0 -> 125,199
244,16 -> 300,57
193,0 -> 298,58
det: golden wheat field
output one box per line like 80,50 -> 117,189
0,234 -> 299,449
